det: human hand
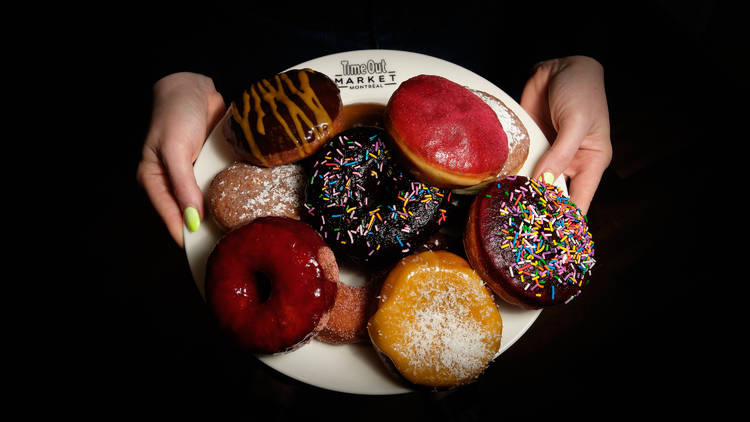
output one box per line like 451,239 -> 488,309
520,55 -> 612,215
136,72 -> 226,247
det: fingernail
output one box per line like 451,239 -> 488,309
184,206 -> 200,232
542,171 -> 555,184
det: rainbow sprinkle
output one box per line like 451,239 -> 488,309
304,128 -> 448,262
489,176 -> 595,304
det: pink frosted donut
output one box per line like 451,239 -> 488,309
385,75 -> 509,188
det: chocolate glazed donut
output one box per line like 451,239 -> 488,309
303,127 -> 451,266
464,176 -> 596,308
229,68 -> 344,167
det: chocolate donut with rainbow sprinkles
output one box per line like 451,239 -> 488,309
464,175 -> 596,308
304,126 -> 451,265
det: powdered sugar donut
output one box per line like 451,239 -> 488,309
367,250 -> 503,389
207,161 -> 306,231
317,281 -> 378,345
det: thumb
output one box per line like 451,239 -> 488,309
159,120 -> 208,234
159,87 -> 225,236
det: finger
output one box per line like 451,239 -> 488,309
532,113 -> 591,183
567,159 -> 606,215
206,90 -> 226,130
159,127 -> 204,233
158,86 -> 227,233
136,157 -> 185,247
568,175 -> 597,216
139,73 -> 225,246
520,62 -> 556,141
570,142 -> 613,213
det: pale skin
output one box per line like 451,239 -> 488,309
136,72 -> 225,247
521,55 -> 613,214
137,56 -> 612,247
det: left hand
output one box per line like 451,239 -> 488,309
136,72 -> 226,247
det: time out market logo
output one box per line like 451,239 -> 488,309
334,59 -> 397,90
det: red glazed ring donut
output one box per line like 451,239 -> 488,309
205,216 -> 339,354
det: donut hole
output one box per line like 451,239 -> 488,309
254,271 -> 273,303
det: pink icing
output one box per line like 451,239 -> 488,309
387,75 -> 508,175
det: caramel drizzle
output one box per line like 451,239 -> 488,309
232,69 -> 333,165
233,88 -> 267,166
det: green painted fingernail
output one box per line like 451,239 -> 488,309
184,206 -> 200,232
543,171 -> 555,184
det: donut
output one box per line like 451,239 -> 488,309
205,216 -> 339,354
303,126 -> 451,265
463,176 -> 596,309
206,161 -> 306,231
467,89 -> 530,188
229,68 -> 344,167
317,281 -> 378,345
367,250 -> 503,389
384,75 -> 509,189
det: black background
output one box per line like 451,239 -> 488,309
62,1 -> 741,418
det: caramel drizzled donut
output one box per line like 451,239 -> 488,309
229,68 -> 344,167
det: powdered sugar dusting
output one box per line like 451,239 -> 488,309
472,90 -> 528,152
208,161 -> 305,230
381,266 -> 502,385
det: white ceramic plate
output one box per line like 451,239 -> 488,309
184,49 -> 565,395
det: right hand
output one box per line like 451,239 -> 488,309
136,72 -> 226,247
520,55 -> 612,215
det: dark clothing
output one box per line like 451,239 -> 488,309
117,3 -> 640,101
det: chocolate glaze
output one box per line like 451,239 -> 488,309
229,69 -> 342,166
468,176 -> 595,308
304,126 -> 450,266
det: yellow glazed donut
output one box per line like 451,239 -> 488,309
367,250 -> 503,389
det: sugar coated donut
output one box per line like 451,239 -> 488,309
367,250 -> 503,389
205,216 -> 339,354
464,176 -> 596,308
317,281 -> 377,345
206,161 -> 305,231
304,126 -> 451,265
385,75 -> 509,189
229,68 -> 344,167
